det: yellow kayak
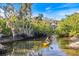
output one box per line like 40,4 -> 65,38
41,42 -> 49,48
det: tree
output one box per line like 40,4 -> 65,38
38,14 -> 43,20
55,13 -> 79,37
18,3 -> 33,37
31,19 -> 53,36
35,14 -> 44,21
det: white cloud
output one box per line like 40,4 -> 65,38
55,8 -> 79,20
46,7 -> 51,10
56,4 -> 73,9
0,8 -> 4,13
33,4 -> 79,20
51,3 -> 78,10
43,8 -> 79,20
75,11 -> 79,13
0,8 -> 5,18
0,13 -> 5,18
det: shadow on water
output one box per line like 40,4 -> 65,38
0,35 -> 67,56
37,35 -> 67,56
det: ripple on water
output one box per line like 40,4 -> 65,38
6,37 -> 67,56
38,43 -> 67,56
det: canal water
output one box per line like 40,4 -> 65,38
5,36 -> 66,56
36,36 -> 66,56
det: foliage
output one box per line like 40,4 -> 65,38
0,18 -> 11,35
36,14 -> 43,20
0,3 -> 53,37
55,13 -> 79,37
0,17 -> 53,36
31,20 -> 53,35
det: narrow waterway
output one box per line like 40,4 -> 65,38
37,36 -> 66,56
2,35 -> 67,56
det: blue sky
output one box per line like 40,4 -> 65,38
0,3 -> 79,20
32,3 -> 79,20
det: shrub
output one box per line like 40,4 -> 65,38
55,13 -> 79,37
31,20 -> 53,36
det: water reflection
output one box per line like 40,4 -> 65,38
38,36 -> 66,56
7,36 -> 66,56
38,42 -> 66,56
